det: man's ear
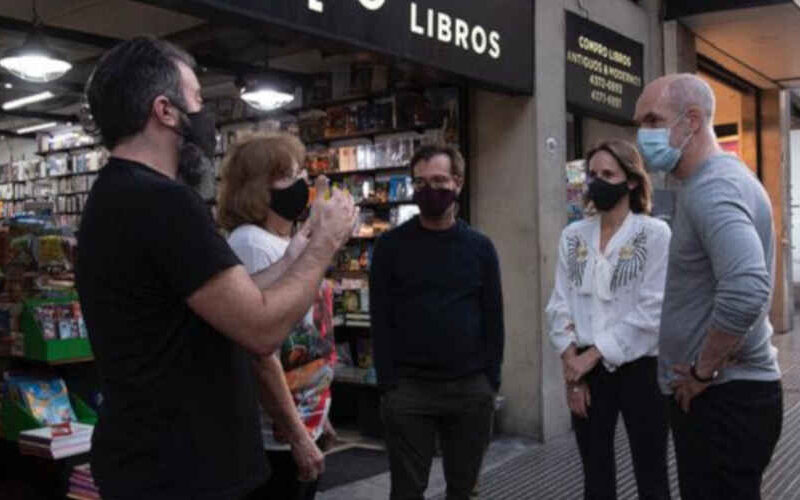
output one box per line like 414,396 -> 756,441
455,176 -> 465,195
686,106 -> 704,134
153,95 -> 180,129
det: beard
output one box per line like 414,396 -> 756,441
177,142 -> 212,189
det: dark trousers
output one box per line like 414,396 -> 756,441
247,449 -> 319,500
669,380 -> 783,500
380,374 -> 495,500
572,356 -> 670,500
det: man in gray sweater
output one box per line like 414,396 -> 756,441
634,74 -> 782,500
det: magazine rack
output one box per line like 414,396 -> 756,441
19,296 -> 92,362
1,392 -> 97,442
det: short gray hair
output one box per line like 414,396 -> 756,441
666,73 -> 716,122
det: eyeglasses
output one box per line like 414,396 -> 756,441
411,176 -> 454,190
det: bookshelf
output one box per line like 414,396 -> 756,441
36,144 -> 100,157
0,141 -> 104,221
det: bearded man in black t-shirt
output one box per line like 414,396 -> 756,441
76,36 -> 356,500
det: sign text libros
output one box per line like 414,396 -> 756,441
308,0 -> 502,60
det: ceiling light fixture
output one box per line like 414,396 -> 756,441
16,121 -> 57,134
4,83 -> 12,89
240,85 -> 295,112
2,90 -> 55,110
0,2 -> 72,83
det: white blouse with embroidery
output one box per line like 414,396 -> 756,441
546,213 -> 672,371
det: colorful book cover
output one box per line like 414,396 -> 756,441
11,377 -> 78,426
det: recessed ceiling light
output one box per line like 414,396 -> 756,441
3,83 -> 12,89
2,91 -> 55,110
16,121 -> 58,134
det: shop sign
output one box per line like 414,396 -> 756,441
565,11 -> 644,123
140,0 -> 533,94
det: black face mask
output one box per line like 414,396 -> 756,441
270,179 -> 310,221
588,177 -> 629,211
413,186 -> 458,218
171,104 -> 218,188
176,106 -> 218,158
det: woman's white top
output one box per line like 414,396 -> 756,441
546,213 -> 672,371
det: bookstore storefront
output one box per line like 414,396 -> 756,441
138,0 -> 547,439
144,0 -> 669,442
0,11 -> 671,492
0,1 -> 536,494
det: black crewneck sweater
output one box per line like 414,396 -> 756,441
369,217 -> 505,390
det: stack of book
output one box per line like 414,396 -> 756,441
18,422 -> 93,460
67,463 -> 101,500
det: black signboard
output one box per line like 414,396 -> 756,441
140,0 -> 533,94
565,11 -> 644,123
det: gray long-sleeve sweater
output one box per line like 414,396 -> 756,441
658,154 -> 781,394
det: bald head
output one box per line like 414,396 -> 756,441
634,73 -> 723,178
664,74 -> 715,121
635,73 -> 715,128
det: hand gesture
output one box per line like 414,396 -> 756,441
562,347 -> 602,384
567,382 -> 591,418
291,433 -> 325,482
670,364 -> 711,413
285,176 -> 333,262
312,185 -> 358,250
286,221 -> 312,263
313,174 -> 331,199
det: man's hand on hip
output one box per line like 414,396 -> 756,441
671,364 -> 711,413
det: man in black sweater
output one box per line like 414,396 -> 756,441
370,145 -> 505,500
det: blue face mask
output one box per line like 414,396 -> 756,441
637,114 -> 692,173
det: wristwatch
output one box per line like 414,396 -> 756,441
690,360 -> 719,383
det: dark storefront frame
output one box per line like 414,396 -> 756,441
666,0 -> 795,20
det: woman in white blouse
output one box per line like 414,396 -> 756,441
547,139 -> 671,500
